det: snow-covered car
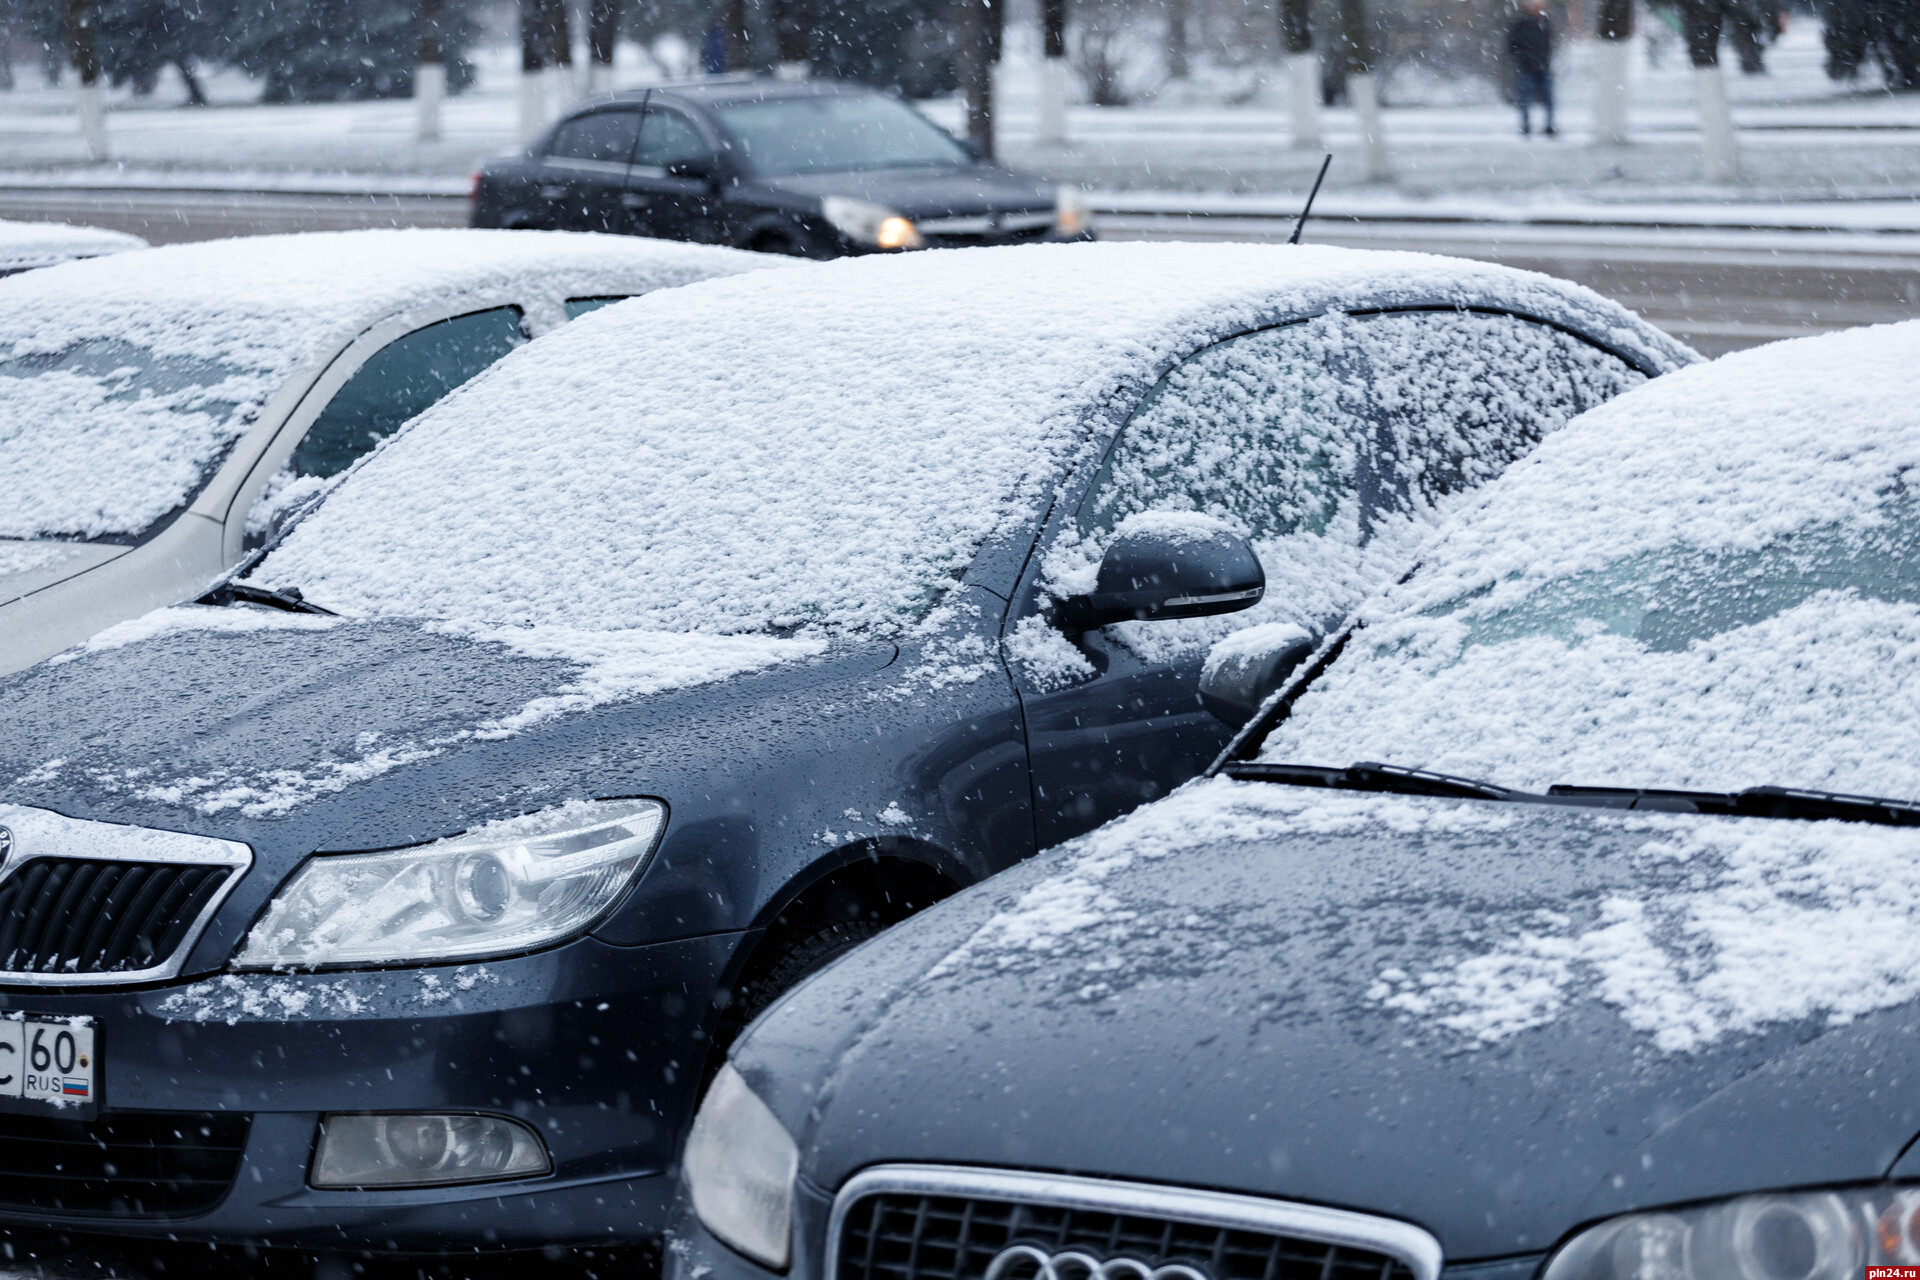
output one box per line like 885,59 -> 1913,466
0,243 -> 1686,1267
671,320 -> 1920,1280
0,228 -> 775,675
0,217 -> 146,277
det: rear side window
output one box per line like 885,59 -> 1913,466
565,296 -> 626,320
548,111 -> 642,165
633,110 -> 711,169
1352,310 -> 1643,508
295,307 -> 524,480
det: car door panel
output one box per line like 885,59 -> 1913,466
540,109 -> 645,234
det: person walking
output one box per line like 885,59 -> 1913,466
1509,0 -> 1556,136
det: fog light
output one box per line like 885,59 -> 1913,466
310,1113 -> 550,1188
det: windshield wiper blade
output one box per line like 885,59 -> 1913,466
1547,783 -> 1920,826
1224,760 -> 1523,801
198,581 -> 335,616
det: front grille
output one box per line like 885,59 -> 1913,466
0,1110 -> 250,1217
838,1193 -> 1420,1280
0,859 -> 235,977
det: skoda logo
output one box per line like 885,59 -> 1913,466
984,1245 -> 1211,1280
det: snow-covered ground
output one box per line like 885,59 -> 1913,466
0,20 -> 1916,204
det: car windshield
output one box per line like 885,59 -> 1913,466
0,334 -> 274,542
715,94 -> 971,177
1257,325 -> 1920,802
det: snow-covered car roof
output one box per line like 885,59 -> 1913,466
254,241 -> 1693,635
0,229 -> 776,542
0,217 -> 146,274
1261,317 -> 1920,799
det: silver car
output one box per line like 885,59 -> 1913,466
0,228 -> 778,674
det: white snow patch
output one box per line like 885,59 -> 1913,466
430,621 -> 828,736
157,973 -> 376,1024
47,604 -> 341,664
1003,613 -> 1095,692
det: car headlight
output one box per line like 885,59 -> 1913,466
684,1063 -> 799,1269
821,196 -> 923,249
1055,184 -> 1093,236
235,798 -> 665,969
1543,1186 -> 1920,1280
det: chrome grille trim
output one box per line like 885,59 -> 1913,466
917,212 -> 1056,236
827,1165 -> 1444,1280
0,804 -> 252,987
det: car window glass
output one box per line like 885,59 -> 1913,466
1353,310 -> 1644,512
1036,312 -> 1645,667
565,296 -> 626,320
547,111 -> 642,165
633,111 -> 710,169
714,93 -> 970,176
242,307 -> 523,548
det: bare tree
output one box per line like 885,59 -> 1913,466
1281,0 -> 1319,147
1166,0 -> 1189,76
587,0 -> 620,91
1038,0 -> 1067,143
958,0 -> 996,156
1680,0 -> 1740,179
1590,0 -> 1632,143
65,0 -> 107,159
1337,0 -> 1388,179
519,0 -> 549,142
417,0 -> 446,140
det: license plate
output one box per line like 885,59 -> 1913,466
0,1016 -> 98,1119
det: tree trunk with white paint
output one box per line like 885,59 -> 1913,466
1692,63 -> 1739,180
1348,71 -> 1389,180
1037,0 -> 1067,146
1590,37 -> 1630,144
75,81 -> 107,160
416,61 -> 445,141
66,0 -> 107,161
1286,51 -> 1321,149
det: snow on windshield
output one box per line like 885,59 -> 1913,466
1262,320 -> 1920,800
0,229 -> 767,542
253,242 -> 1687,638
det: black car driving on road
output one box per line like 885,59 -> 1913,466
471,78 -> 1091,257
670,320 -> 1920,1280
0,243 -> 1684,1270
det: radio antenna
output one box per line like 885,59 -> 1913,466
1288,154 -> 1333,245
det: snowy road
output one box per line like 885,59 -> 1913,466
2,185 -> 1914,355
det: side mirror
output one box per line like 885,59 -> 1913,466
665,156 -> 717,182
1200,623 -> 1316,727
1057,519 -> 1264,631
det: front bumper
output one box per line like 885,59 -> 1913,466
0,931 -> 742,1252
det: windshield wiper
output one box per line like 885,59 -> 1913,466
1223,760 -> 1523,801
198,581 -> 335,616
1223,762 -> 1920,828
1546,783 -> 1920,826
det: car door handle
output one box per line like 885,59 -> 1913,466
620,193 -> 650,209
539,185 -> 568,200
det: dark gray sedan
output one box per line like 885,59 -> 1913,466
671,320 -> 1920,1280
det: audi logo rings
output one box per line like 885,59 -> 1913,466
984,1245 -> 1212,1280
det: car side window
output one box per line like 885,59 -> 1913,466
1350,310 -> 1644,512
241,307 -> 524,548
547,111 -> 642,166
1075,317 -> 1373,547
565,296 -> 626,319
633,109 -> 711,171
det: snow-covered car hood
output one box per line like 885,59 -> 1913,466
0,607 -> 868,856
731,778 -> 1920,1262
757,165 -> 1055,219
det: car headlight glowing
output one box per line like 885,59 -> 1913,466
821,196 -> 923,249
1543,1187 -> 1920,1280
235,799 -> 665,969
684,1063 -> 799,1269
1055,184 -> 1093,236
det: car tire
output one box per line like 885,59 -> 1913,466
728,917 -> 884,1033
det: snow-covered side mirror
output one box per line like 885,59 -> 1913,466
1200,622 -> 1315,727
1057,515 -> 1265,632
